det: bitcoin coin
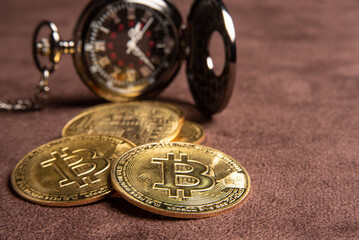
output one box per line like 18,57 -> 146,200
172,120 -> 205,144
62,101 -> 184,145
11,135 -> 135,206
111,142 -> 250,218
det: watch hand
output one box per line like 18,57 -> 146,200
137,17 -> 154,41
128,17 -> 154,43
126,22 -> 142,55
131,45 -> 155,70
128,22 -> 142,41
126,38 -> 136,54
125,18 -> 155,70
126,40 -> 154,70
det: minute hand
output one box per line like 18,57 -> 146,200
136,17 -> 154,42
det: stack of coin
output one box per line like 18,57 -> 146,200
61,101 -> 205,145
11,101 -> 250,218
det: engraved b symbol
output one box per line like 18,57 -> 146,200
152,153 -> 215,198
40,148 -> 110,188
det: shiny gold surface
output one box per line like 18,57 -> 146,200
11,135 -> 135,206
62,101 -> 184,145
172,120 -> 205,144
111,142 -> 250,218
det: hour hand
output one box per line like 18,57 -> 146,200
128,22 -> 142,41
126,39 -> 136,55
128,17 -> 154,43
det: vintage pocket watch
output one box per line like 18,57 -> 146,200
2,0 -> 236,115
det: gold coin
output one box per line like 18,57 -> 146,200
111,142 -> 250,218
11,135 -> 135,206
171,120 -> 205,144
62,101 -> 184,145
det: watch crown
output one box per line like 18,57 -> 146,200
59,41 -> 76,55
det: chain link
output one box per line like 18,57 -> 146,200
0,21 -> 62,112
0,69 -> 51,111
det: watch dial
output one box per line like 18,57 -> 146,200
80,1 -> 179,98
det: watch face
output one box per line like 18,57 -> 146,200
73,0 -> 181,101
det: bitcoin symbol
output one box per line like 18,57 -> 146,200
40,147 -> 110,188
152,153 -> 215,198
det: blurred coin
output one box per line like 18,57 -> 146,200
111,142 -> 250,218
11,135 -> 135,206
62,101 -> 184,145
172,120 -> 205,144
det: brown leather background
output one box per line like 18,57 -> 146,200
1,0 -> 359,239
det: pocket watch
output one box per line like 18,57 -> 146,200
2,0 -> 236,115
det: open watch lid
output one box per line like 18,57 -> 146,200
186,0 -> 236,115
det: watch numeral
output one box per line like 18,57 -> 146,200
98,56 -> 111,68
108,7 -> 121,24
91,21 -> 110,34
127,6 -> 136,20
141,10 -> 152,23
93,41 -> 106,52
140,66 -> 153,78
151,55 -> 161,65
156,43 -> 165,48
89,65 -> 99,73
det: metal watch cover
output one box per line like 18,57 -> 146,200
186,0 -> 236,115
